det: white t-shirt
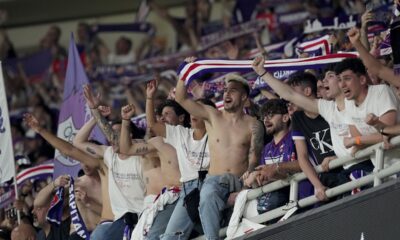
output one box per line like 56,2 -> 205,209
345,84 -> 400,135
166,125 -> 210,182
344,84 -> 400,168
103,147 -> 145,220
318,99 -> 353,161
107,52 -> 136,65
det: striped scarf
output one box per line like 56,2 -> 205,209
177,53 -> 359,86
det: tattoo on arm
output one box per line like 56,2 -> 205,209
86,147 -> 97,156
248,121 -> 264,172
135,146 -> 149,154
91,109 -> 118,146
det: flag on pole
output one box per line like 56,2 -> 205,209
135,0 -> 150,23
0,64 -> 17,184
54,33 -> 106,178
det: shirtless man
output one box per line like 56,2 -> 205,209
79,86 -> 146,240
175,62 -> 264,239
74,113 -> 166,240
23,113 -> 105,239
119,80 -> 191,239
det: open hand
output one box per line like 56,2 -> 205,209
83,84 -> 100,109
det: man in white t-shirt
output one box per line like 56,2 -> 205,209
333,58 -> 400,168
119,80 -> 192,239
107,36 -> 136,64
252,55 -> 395,197
160,99 -> 217,240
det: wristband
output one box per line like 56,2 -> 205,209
259,71 -> 268,78
380,127 -> 390,136
122,118 -> 131,121
355,136 -> 362,146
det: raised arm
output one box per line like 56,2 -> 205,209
83,85 -> 119,146
120,104 -> 155,156
359,10 -> 373,51
24,113 -> 101,169
252,55 -> 319,113
73,112 -> 108,158
34,175 -> 70,207
175,57 -> 218,121
348,27 -> 400,88
146,78 -> 167,137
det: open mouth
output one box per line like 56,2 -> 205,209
224,99 -> 232,104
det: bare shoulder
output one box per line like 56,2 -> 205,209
205,105 -> 222,121
147,136 -> 165,149
245,115 -> 262,129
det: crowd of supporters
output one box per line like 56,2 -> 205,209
1,0 -> 400,239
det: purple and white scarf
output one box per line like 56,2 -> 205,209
296,34 -> 331,56
46,177 -> 90,239
177,53 -> 359,86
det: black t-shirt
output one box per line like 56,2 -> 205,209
36,217 -> 71,240
291,111 -> 335,165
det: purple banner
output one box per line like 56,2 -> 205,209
54,33 -> 107,178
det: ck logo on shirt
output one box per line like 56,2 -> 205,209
310,128 -> 333,154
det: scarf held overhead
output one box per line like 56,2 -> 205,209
177,53 -> 359,85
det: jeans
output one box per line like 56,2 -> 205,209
199,175 -> 230,240
147,200 -> 178,240
107,217 -> 126,240
90,221 -> 113,240
160,179 -> 198,240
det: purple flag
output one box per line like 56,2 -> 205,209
135,0 -> 150,23
54,33 -> 107,178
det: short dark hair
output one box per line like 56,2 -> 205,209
110,120 -> 145,139
287,71 -> 317,96
120,36 -> 132,51
334,58 -> 366,76
323,63 -> 337,75
260,99 -> 288,117
159,100 -> 191,128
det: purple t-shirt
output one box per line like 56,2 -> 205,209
260,131 -> 313,200
261,131 -> 296,165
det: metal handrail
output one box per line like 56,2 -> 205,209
193,135 -> 400,239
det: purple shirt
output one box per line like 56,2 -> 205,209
260,130 -> 313,200
261,131 -> 296,165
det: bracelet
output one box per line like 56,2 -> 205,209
89,106 -> 99,110
259,71 -> 268,78
355,136 -> 362,146
122,118 -> 131,121
380,127 -> 390,136
146,97 -> 153,100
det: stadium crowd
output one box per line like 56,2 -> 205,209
1,0 -> 400,239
